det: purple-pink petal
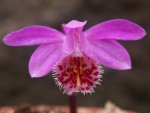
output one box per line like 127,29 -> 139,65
3,26 -> 64,46
29,43 -> 62,78
62,20 -> 87,56
89,39 -> 131,70
85,19 -> 146,40
62,30 -> 75,55
62,20 -> 87,33
79,33 -> 94,57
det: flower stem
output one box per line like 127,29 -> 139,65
69,93 -> 77,113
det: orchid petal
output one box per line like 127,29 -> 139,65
29,43 -> 62,78
62,20 -> 87,56
3,26 -> 64,46
85,19 -> 146,40
79,33 -> 93,57
62,20 -> 87,33
89,40 -> 131,70
62,30 -> 75,55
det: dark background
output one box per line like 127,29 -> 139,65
0,0 -> 150,113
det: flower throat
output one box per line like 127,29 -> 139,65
54,54 -> 103,95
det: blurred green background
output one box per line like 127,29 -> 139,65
0,0 -> 150,113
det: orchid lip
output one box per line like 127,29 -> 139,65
54,54 -> 103,95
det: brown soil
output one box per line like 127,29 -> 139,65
0,102 -> 136,113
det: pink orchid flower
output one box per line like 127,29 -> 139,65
3,19 -> 146,95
